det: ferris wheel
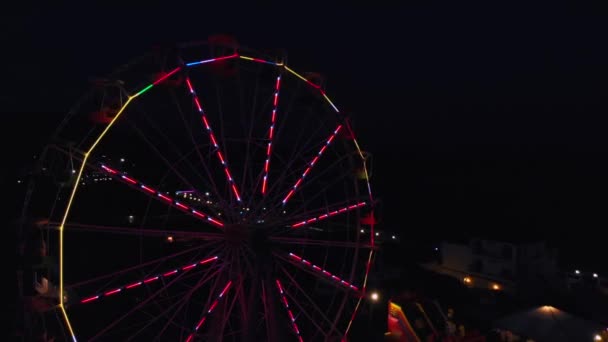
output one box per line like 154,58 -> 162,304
20,40 -> 376,341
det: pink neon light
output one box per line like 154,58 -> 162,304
191,210 -> 206,218
282,125 -> 343,205
288,252 -> 359,291
186,78 -> 194,93
195,316 -> 207,330
126,281 -> 142,289
163,270 -> 178,277
283,189 -> 295,204
261,75 -> 281,195
202,116 -> 210,130
144,276 -> 159,284
101,166 -> 223,227
175,202 -> 189,210
200,256 -> 218,264
185,334 -> 194,342
157,193 -> 172,202
219,281 -> 232,298
209,133 -> 218,147
275,279 -> 302,340
152,67 -> 181,86
105,288 -> 122,296
208,301 -> 218,313
81,295 -> 99,304
101,165 -> 118,174
79,258 -> 219,306
195,98 -> 204,112
291,202 -> 366,227
141,185 -> 155,194
182,263 -> 197,271
208,217 -> 224,227
121,175 -> 137,184
262,175 -> 268,194
231,184 -> 241,202
186,77 -> 241,202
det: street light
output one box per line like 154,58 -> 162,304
370,291 -> 379,302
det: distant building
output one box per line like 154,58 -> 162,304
422,237 -> 559,293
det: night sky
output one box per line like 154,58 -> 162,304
7,4 -> 608,272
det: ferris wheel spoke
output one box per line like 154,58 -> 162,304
50,221 -> 223,240
67,241 -> 216,290
184,280 -> 233,342
287,202 -> 367,228
215,278 -> 240,340
279,252 -> 361,293
259,100 -> 329,212
277,263 -> 336,335
77,256 -> 219,306
87,259 -> 223,341
185,76 -> 242,203
170,88 -> 229,212
270,237 -> 373,250
280,125 -> 343,206
261,74 -> 282,195
127,263 -> 225,341
99,164 -> 224,228
286,153 -> 363,218
274,278 -> 304,342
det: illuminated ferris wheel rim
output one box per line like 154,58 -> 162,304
57,50 -> 375,341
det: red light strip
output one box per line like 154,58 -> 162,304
186,280 -> 233,341
282,125 -> 343,205
153,67 -> 181,86
79,256 -> 218,305
261,75 -> 282,195
275,279 -> 303,342
291,202 -> 366,228
288,252 -> 359,291
185,78 -> 242,202
100,165 -> 224,227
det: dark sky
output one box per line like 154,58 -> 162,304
6,4 -> 608,271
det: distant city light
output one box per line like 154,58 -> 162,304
360,229 -> 365,233
593,273 -> 598,278
435,247 -> 439,251
375,232 -> 379,236
595,334 -> 603,341
120,158 -> 125,162
17,180 -> 22,184
575,270 -> 581,275
128,215 -> 135,224
391,235 -> 396,239
463,276 -> 472,284
491,283 -> 501,291
370,291 -> 379,302
166,236 -> 174,243
71,169 -> 76,174
205,192 -> 210,196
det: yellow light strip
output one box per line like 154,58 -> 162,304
321,93 -> 340,112
58,97 -> 134,340
283,65 -> 310,84
239,55 -> 254,61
